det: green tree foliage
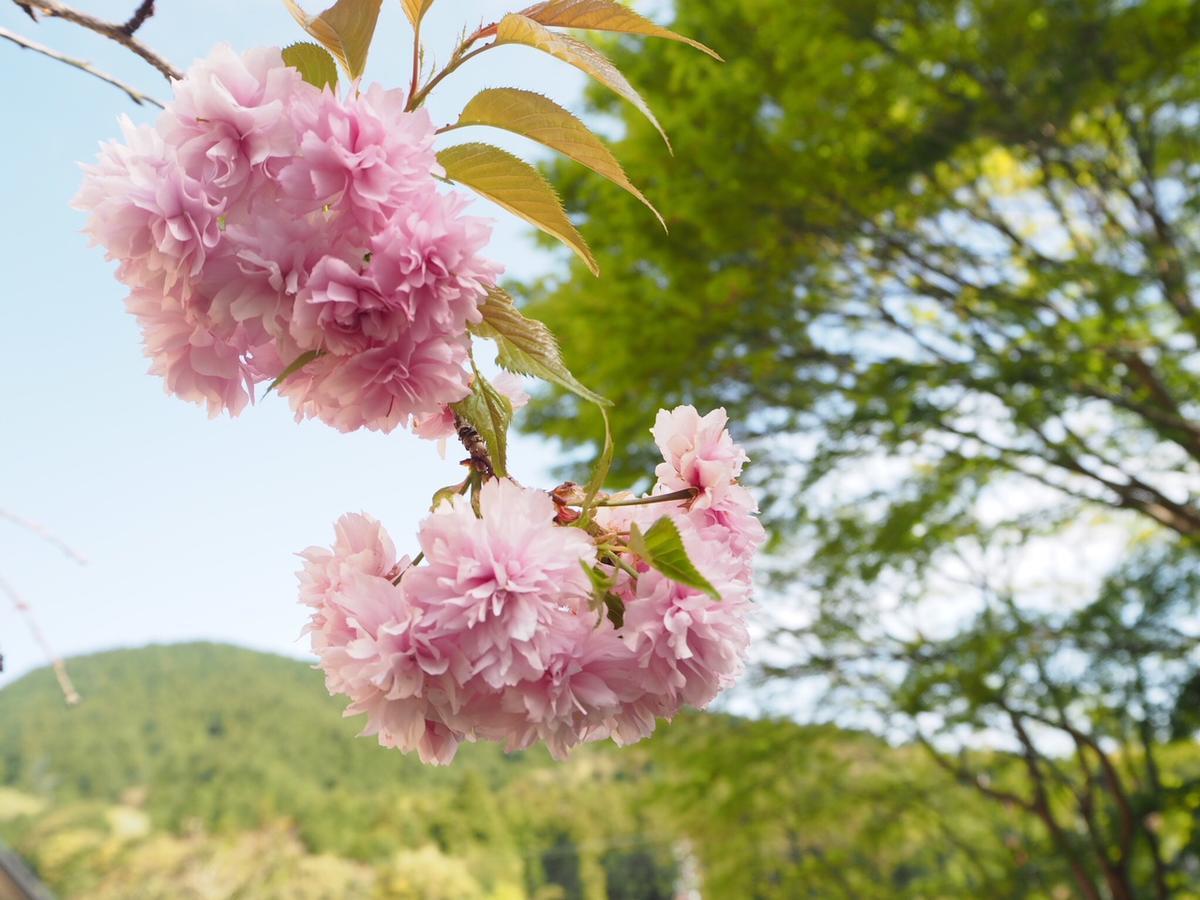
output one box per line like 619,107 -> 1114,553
0,644 -> 676,898
523,0 -> 1200,539
516,1 -> 1200,896
12,644 -> 1191,897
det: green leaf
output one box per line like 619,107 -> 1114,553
451,88 -> 664,229
628,518 -> 720,600
522,0 -> 723,61
283,0 -> 382,79
451,372 -> 513,478
429,481 -> 465,512
582,405 -> 614,512
399,0 -> 435,27
281,42 -> 339,89
265,350 -> 322,396
495,14 -> 670,149
581,562 -> 625,629
470,286 -> 611,407
438,143 -> 598,274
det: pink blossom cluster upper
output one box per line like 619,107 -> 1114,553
74,45 -> 501,432
299,407 -> 765,764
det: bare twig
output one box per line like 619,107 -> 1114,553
120,0 -> 155,35
0,25 -> 164,108
13,0 -> 180,81
0,510 -> 85,704
0,507 -> 88,566
0,574 -> 80,705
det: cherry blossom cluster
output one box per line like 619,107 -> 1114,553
299,407 -> 765,764
74,45 -> 500,432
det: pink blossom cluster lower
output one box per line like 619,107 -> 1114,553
299,407 -> 765,763
74,45 -> 501,432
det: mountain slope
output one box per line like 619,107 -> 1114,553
0,642 -> 1069,899
0,643 -> 546,849
0,643 -> 682,898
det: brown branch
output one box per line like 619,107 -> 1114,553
0,25 -> 164,108
454,413 -> 494,479
15,0 -> 180,81
120,0 -> 155,35
1006,710 -> 1105,900
914,733 -> 1038,813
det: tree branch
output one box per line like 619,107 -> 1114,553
0,25 -> 164,107
120,0 -> 155,36
14,0 -> 180,81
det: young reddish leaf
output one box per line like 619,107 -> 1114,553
629,518 -> 721,600
469,286 -> 611,407
399,0 -> 436,27
495,14 -> 670,150
438,142 -> 599,275
521,0 -> 722,60
283,0 -> 382,79
450,88 -> 664,230
281,42 -> 339,89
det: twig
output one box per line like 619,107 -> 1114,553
583,488 -> 698,509
120,0 -> 155,35
0,26 -> 164,108
454,413 -> 495,479
0,507 -> 88,566
0,574 -> 80,705
13,0 -> 180,81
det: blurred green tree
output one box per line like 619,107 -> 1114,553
516,1 -> 1200,896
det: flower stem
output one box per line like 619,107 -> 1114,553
407,28 -> 495,111
408,18 -> 422,107
585,488 -> 697,509
602,552 -> 640,580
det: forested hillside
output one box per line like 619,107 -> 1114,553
1,644 -> 1194,898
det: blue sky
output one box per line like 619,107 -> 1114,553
0,1 -> 598,686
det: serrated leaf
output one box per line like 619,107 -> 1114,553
582,405 -> 614,512
628,518 -> 720,600
451,372 -> 513,478
282,42 -> 339,89
265,350 -> 323,396
451,88 -> 663,230
470,286 -> 610,406
283,0 -> 382,79
521,0 -> 722,60
400,0 -> 435,27
439,142 -> 598,274
495,14 -> 670,149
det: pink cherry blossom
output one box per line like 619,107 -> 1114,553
125,289 -> 255,417
405,479 -> 597,688
652,405 -> 748,509
77,45 -> 499,431
299,406 -> 763,765
290,255 -> 407,355
158,44 -> 300,193
282,332 -> 472,433
278,84 -> 439,231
